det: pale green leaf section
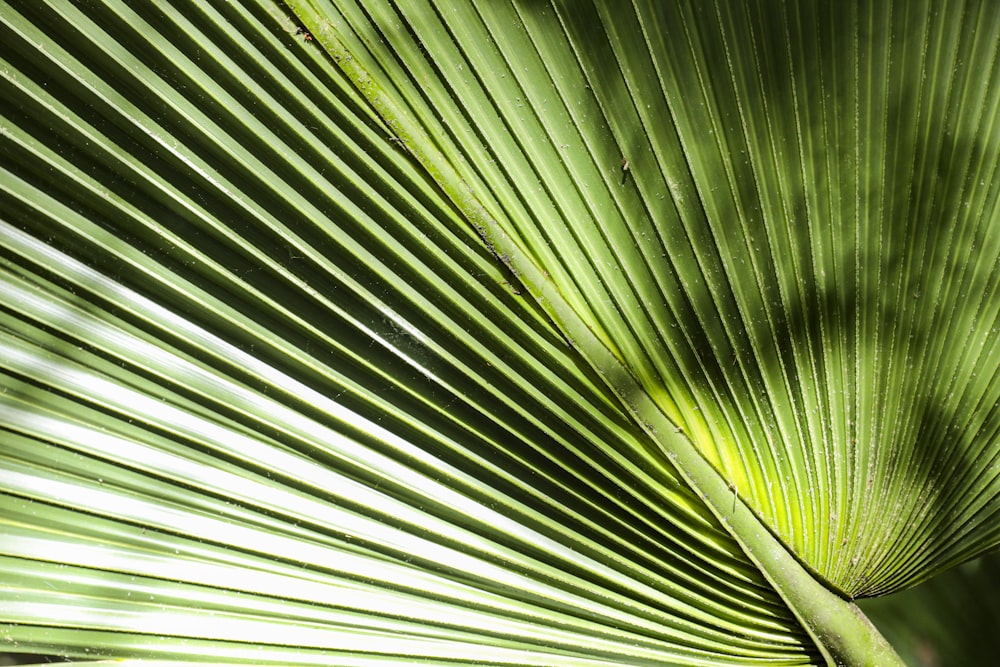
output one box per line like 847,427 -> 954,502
296,0 -> 1000,601
0,0 -> 823,665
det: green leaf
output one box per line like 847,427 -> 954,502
299,0 -> 1000,593
1,0 -> 999,665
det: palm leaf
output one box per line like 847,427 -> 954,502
1,0 -> 999,665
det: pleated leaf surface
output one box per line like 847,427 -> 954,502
290,0 -> 1000,596
0,0 -> 999,665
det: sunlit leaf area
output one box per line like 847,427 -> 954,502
2,1 -> 1000,665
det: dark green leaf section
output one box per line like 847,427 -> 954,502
0,1 -> 818,664
860,550 -> 1000,666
